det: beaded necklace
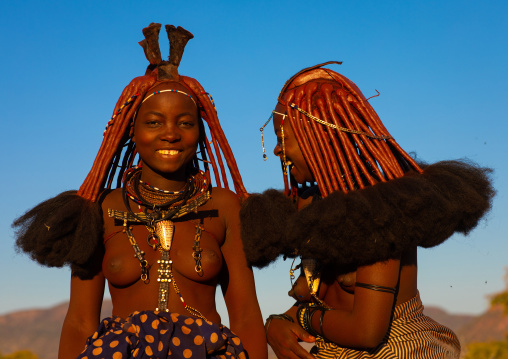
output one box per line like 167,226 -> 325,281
109,167 -> 210,319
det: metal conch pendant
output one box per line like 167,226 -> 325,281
301,258 -> 321,295
155,220 -> 175,251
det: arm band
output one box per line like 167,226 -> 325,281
355,282 -> 397,294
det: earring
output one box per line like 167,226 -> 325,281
280,123 -> 288,176
260,113 -> 274,161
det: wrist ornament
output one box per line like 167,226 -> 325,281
296,302 -> 332,341
265,313 -> 294,334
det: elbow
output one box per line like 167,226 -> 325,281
324,322 -> 388,349
354,324 -> 389,349
358,334 -> 385,349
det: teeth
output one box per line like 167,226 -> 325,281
158,150 -> 179,155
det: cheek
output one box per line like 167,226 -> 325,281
187,129 -> 201,146
132,126 -> 154,146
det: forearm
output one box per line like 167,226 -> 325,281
304,305 -> 388,348
295,262 -> 400,348
266,306 -> 315,359
230,312 -> 267,359
58,316 -> 97,359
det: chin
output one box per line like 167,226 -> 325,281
291,170 -> 313,185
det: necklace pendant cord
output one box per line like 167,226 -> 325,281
109,169 -> 211,320
124,223 -> 149,282
192,223 -> 204,275
156,251 -> 172,312
154,220 -> 175,312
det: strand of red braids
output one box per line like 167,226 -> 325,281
279,63 -> 422,198
77,23 -> 246,202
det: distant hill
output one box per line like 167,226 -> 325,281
455,304 -> 508,344
0,301 -> 506,359
0,301 -> 112,359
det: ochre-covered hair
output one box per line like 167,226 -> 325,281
78,23 -> 246,202
13,23 -> 246,279
277,61 -> 421,198
240,62 -> 494,269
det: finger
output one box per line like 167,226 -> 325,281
292,325 -> 316,343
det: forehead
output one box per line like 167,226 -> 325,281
272,102 -> 287,130
138,81 -> 197,113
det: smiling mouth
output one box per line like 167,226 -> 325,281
157,150 -> 181,155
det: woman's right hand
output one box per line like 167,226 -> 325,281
266,318 -> 315,359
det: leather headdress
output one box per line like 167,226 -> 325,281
139,23 -> 194,81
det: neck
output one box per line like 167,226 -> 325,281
139,166 -> 190,192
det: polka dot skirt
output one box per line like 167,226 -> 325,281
77,311 -> 247,359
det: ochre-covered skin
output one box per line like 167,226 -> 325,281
78,23 -> 246,202
13,23 -> 265,359
255,63 -> 493,358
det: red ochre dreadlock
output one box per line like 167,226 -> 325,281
277,61 -> 422,198
77,23 -> 246,202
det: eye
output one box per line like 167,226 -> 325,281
144,119 -> 161,127
180,121 -> 194,127
178,117 -> 197,128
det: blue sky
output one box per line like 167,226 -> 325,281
1,0 -> 507,320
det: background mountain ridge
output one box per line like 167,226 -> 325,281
1,301 -> 507,359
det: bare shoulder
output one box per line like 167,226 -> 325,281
100,188 -> 124,210
210,187 -> 241,210
208,187 -> 242,230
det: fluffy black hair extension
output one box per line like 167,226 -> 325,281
12,191 -> 104,279
241,160 -> 494,269
240,189 -> 297,268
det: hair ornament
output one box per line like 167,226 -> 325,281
141,89 -> 197,106
138,23 -> 194,82
138,23 -> 163,67
288,103 -> 392,140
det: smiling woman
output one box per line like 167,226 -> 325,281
133,83 -> 201,184
12,23 -> 267,359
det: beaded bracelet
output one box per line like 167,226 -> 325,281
296,303 -> 332,341
265,313 -> 294,334
267,313 -> 294,323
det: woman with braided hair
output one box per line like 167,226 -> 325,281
13,23 -> 266,359
240,62 -> 495,358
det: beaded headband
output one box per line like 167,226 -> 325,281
141,88 -> 197,106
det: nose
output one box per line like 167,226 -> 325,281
159,124 -> 181,142
273,143 -> 281,157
